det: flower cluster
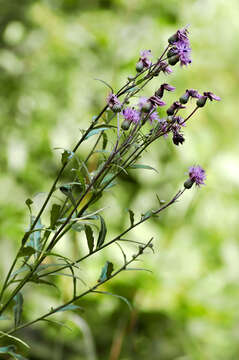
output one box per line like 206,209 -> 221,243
167,26 -> 192,67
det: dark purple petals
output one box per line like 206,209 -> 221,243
137,49 -> 152,70
167,101 -> 185,116
180,89 -> 201,104
203,92 -> 221,101
157,61 -> 173,74
122,107 -> 140,124
148,95 -> 166,108
172,131 -> 185,145
107,93 -> 122,111
155,83 -> 175,98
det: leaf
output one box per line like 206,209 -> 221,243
98,261 -> 114,282
18,246 -> 36,258
128,209 -> 134,227
141,210 -> 157,220
13,293 -> 24,327
28,216 -> 43,252
85,225 -> 94,253
41,319 -> 72,331
10,265 -> 29,279
94,78 -> 114,92
56,304 -> 84,313
96,215 -> 107,248
0,315 -> 9,320
50,204 -> 62,230
61,150 -> 74,165
72,223 -> 85,232
0,330 -> 30,349
85,127 -> 111,140
92,290 -> 132,310
102,132 -> 108,150
89,191 -> 102,207
128,164 -> 158,172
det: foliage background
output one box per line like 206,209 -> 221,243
0,0 -> 238,359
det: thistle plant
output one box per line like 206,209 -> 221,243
0,26 -> 220,358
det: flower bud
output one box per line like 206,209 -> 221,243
184,178 -> 194,189
166,106 -> 175,116
168,33 -> 178,44
127,75 -> 135,81
141,102 -> 152,113
136,61 -> 144,72
167,116 -> 174,123
167,48 -> 176,58
112,104 -> 122,113
179,92 -> 190,104
196,96 -> 207,107
168,54 -> 180,66
121,119 -> 131,130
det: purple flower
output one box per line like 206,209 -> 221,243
180,89 -> 201,104
167,101 -> 186,116
148,111 -> 160,124
138,49 -> 152,69
188,165 -> 206,186
148,95 -> 166,108
157,61 -> 173,74
122,107 -> 140,124
169,26 -> 190,45
173,41 -> 192,66
107,93 -> 122,110
156,83 -> 175,98
203,92 -> 221,101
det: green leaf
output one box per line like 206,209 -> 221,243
18,246 -> 36,258
96,215 -> 107,248
50,204 -> 61,230
94,78 -> 114,92
93,290 -> 132,310
141,210 -> 157,220
128,164 -> 158,172
89,191 -> 102,207
102,132 -> 108,150
85,127 -> 111,140
72,223 -> 85,232
28,216 -> 43,252
128,209 -> 134,227
0,330 -> 30,349
61,150 -> 74,165
0,315 -> 9,320
13,293 -> 24,327
98,261 -> 114,282
0,346 -> 16,353
41,319 -> 72,331
56,304 -> 84,313
85,225 -> 94,253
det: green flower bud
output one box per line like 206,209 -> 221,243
141,102 -> 152,113
127,75 -> 135,81
121,119 -> 131,130
184,178 -> 194,189
179,92 -> 190,104
136,61 -> 144,72
168,33 -> 178,45
112,104 -> 122,113
196,96 -> 207,108
168,54 -> 180,66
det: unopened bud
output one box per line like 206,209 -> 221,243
196,96 -> 207,107
166,116 -> 174,123
166,106 -> 175,116
179,92 -> 190,104
121,119 -> 131,130
184,178 -> 194,189
168,54 -> 180,66
127,75 -> 135,81
136,61 -> 144,72
112,104 -> 122,113
141,102 -> 152,113
168,33 -> 178,45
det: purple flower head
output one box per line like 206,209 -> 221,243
203,92 -> 221,101
107,93 -> 122,109
148,110 -> 160,125
167,101 -> 186,116
138,97 -> 148,110
187,89 -> 201,98
122,107 -> 140,124
173,41 -> 192,66
139,49 -> 152,69
157,61 -> 173,74
188,165 -> 206,186
168,26 -> 190,45
148,95 -> 166,108
156,83 -> 175,98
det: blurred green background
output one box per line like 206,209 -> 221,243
0,0 -> 239,359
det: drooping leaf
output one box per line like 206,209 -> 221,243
85,225 -> 94,253
18,246 -> 36,258
85,127 -> 111,140
94,78 -> 114,92
92,290 -> 132,310
128,209 -> 134,227
56,304 -> 84,313
96,215 -> 107,248
0,330 -> 30,349
128,164 -> 158,172
72,223 -> 85,233
97,261 -> 114,282
61,150 -> 74,165
13,292 -> 24,327
41,319 -> 72,331
50,204 -> 62,230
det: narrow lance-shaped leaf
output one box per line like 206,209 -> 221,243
50,204 -> 62,230
85,225 -> 94,253
85,127 -> 110,140
29,216 -> 43,252
13,292 -> 23,327
98,261 -> 114,282
128,209 -> 134,227
102,132 -> 108,150
96,215 -> 107,248
128,164 -> 158,172
18,246 -> 36,258
55,304 -> 84,313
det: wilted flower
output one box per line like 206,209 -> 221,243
155,83 -> 175,98
157,60 -> 173,74
136,49 -> 152,71
180,89 -> 201,104
172,131 -> 185,145
107,93 -> 122,112
148,95 -> 166,108
196,92 -> 221,107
